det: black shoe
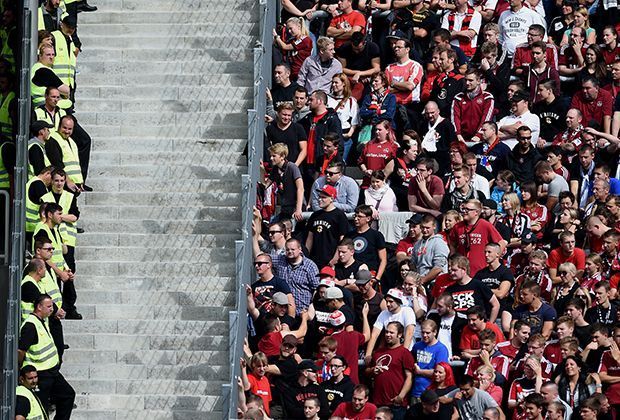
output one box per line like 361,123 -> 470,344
65,311 -> 83,320
63,344 -> 70,349
77,2 -> 98,11
82,184 -> 93,192
77,227 -> 85,233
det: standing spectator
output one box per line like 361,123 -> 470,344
389,133 -> 421,211
335,32 -> 381,101
448,199 -> 506,276
265,102 -> 307,167
548,231 -> 586,284
279,360 -> 330,419
363,171 -> 398,220
384,39 -> 424,108
344,205 -> 388,284
273,18 -> 313,80
249,253 -> 296,318
445,256 -> 501,322
441,166 -> 487,213
497,90 -> 541,150
506,127 -> 543,185
532,80 -> 567,146
359,72 -> 397,127
497,0 -> 546,57
430,46 -> 465,118
329,305 -> 370,384
328,73 -> 359,162
523,42 -> 561,103
428,293 -> 468,359
420,102 -> 455,175
306,185 -> 349,268
470,121 -> 511,180
366,288 -> 416,358
297,37 -> 343,94
411,214 -> 450,286
334,238 -> 369,286
268,143 -> 304,221
240,353 -> 272,416
365,321 -> 415,420
512,25 -> 559,77
320,355 -> 355,412
326,0 -> 366,49
406,389 -> 454,419
570,76 -> 614,133
357,120 -> 399,188
451,69 -> 495,143
351,269 -> 386,332
266,63 -> 298,119
273,238 -> 319,314
411,319 -> 450,398
407,157 -> 445,217
535,161 -> 570,215
441,0 -> 482,59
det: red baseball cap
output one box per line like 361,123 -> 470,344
319,185 -> 337,199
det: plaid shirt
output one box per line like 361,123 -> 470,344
272,255 -> 319,314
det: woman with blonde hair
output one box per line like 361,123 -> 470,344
561,7 -> 597,46
475,365 -> 502,405
552,262 -> 580,314
328,73 -> 359,162
500,192 -> 530,249
273,16 -> 313,79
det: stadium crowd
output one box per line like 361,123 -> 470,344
0,0 -> 97,419
241,0 -> 620,419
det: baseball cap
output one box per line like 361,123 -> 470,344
406,213 -> 424,225
421,389 -> 439,405
387,29 -> 407,40
272,292 -> 289,306
521,231 -> 537,245
386,288 -> 404,304
297,359 -> 318,371
324,287 -> 344,300
481,199 -> 498,211
329,310 -> 346,327
282,335 -> 298,347
319,185 -> 337,199
318,266 -> 336,278
319,278 -> 336,288
30,120 -> 54,134
355,269 -> 373,285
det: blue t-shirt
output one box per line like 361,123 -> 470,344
411,340 -> 449,397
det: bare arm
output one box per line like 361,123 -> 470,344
288,293 -> 296,317
305,231 -> 314,255
376,248 -> 387,281
488,295 -> 500,324
403,324 -> 415,350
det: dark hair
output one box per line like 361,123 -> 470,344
33,294 -> 52,310
458,374 -> 475,387
466,305 -> 487,320
524,393 -> 545,408
355,205 -> 373,218
530,24 -> 546,36
432,28 -> 451,42
19,365 -> 37,377
370,170 -> 386,181
44,202 -> 62,217
566,297 -> 586,312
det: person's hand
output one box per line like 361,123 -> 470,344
590,372 -> 601,385
66,180 -> 78,192
480,58 -> 490,71
352,72 -> 361,83
293,210 -> 303,221
266,88 -> 272,101
453,391 -> 464,400
527,358 -> 542,376
585,341 -> 599,351
413,363 -> 420,374
365,354 -> 373,366
371,207 -> 379,220
536,138 -> 547,148
362,302 -> 369,317
610,340 -> 620,362
391,394 -> 404,405
416,173 -> 427,192
56,308 -> 66,319
272,28 -> 278,38
471,135 -> 480,143
240,357 -> 247,370
57,270 -> 71,282
364,169 -> 373,177
478,378 -> 491,391
245,284 -> 253,296
584,126 -> 600,136
300,309 -> 308,320
479,349 -> 490,364
265,114 -> 274,123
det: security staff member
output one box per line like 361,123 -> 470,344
46,116 -> 85,192
25,166 -> 53,244
20,259 -> 48,323
15,365 -> 49,420
28,121 -> 53,180
18,295 -> 75,419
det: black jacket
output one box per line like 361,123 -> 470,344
299,109 -> 344,164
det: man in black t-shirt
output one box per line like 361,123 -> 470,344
344,205 -> 387,286
335,32 -> 381,100
473,242 -> 515,314
306,185 -> 349,268
265,102 -> 308,166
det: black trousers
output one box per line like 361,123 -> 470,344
71,118 -> 92,182
37,369 -> 75,420
60,246 -> 77,312
49,315 -> 65,361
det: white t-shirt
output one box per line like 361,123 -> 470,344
497,110 -> 541,149
374,306 -> 417,350
438,313 -> 456,358
498,7 -> 547,56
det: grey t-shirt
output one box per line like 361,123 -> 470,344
446,388 -> 498,420
411,234 -> 449,276
547,174 -> 570,215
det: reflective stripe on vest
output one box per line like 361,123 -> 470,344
0,28 -> 15,70
42,190 -> 77,247
33,223 -> 65,270
41,268 -> 62,309
30,62 -> 47,107
25,178 -> 43,232
0,142 -> 9,189
0,91 -> 14,139
27,138 -> 51,180
20,275 -> 46,323
34,106 -> 66,134
50,131 -> 83,184
51,31 -> 76,88
16,385 -> 47,420
22,314 -> 59,371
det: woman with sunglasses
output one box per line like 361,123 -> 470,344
552,262 -> 580,315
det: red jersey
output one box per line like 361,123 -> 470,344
371,345 -> 415,406
514,270 -> 553,304
600,350 -> 620,404
513,43 -> 559,69
552,127 -> 584,151
332,329 -> 366,384
384,59 -> 424,104
358,140 -> 398,172
396,236 -> 416,259
570,89 -> 614,129
521,204 -> 548,240
248,373 -> 272,415
602,45 -> 620,65
603,82 -> 620,100
466,353 -> 510,378
258,331 -> 282,357
448,219 -> 503,276
451,88 -> 495,139
431,273 -> 457,299
332,401 -> 378,420
407,174 -> 445,211
497,340 -> 522,361
547,247 -> 586,271
328,10 -> 366,48
286,36 -> 313,78
543,340 -> 562,365
460,322 -> 505,352
514,356 -> 554,379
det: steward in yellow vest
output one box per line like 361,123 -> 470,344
34,87 -> 66,134
25,166 -> 53,238
18,295 -> 75,417
0,73 -> 15,140
51,16 -> 77,93
0,138 -> 15,191
46,116 -> 83,189
20,259 -> 48,323
42,168 -> 78,264
31,45 -> 72,110
15,365 -> 49,420
28,121 -> 53,180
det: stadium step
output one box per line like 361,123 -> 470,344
60,0 -> 254,417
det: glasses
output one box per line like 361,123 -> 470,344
461,207 -> 476,213
559,271 -> 568,276
326,171 -> 340,176
329,364 -> 344,368
41,247 -> 54,251
268,230 -> 282,235
519,136 -> 532,140
254,261 -> 269,266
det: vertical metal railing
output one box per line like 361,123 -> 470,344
222,0 -> 275,418
1,0 -> 32,417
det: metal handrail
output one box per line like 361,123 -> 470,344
222,0 -> 275,418
0,191 -> 8,266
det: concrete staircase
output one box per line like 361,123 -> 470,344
60,1 -> 257,418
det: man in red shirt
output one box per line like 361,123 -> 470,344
465,328 -> 510,380
570,75 -> 614,133
395,214 -> 423,264
512,24 -> 559,76
448,198 -> 506,276
326,0 -> 366,49
407,157 -> 445,218
599,325 -> 620,409
547,231 -> 586,284
451,69 -> 495,143
543,316 -> 574,365
497,319 -> 530,361
384,38 -> 424,105
365,321 -> 414,418
331,384 -> 378,420
459,305 -> 505,359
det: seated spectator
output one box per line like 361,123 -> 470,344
507,355 -> 544,419
532,80 -> 567,146
535,160 -> 570,215
420,102 -> 455,176
570,76 -> 614,134
513,249 -> 553,306
363,170 -> 398,221
465,328 -> 510,381
330,384 -> 377,419
327,73 -> 359,162
497,319 -> 530,362
512,24 -> 559,77
511,281 -> 557,338
497,0 -> 546,57
278,359 -> 330,419
335,31 -> 381,101
451,69 -> 495,143
440,0 -> 482,59
548,0 -> 577,46
512,334 -> 555,379
523,42 -> 561,103
384,38 -> 424,110
406,389 -> 453,419
475,365 -> 504,406
579,45 -> 609,87
555,355 -> 599,410
326,0 -> 365,49
265,102 -> 307,167
478,42 -> 511,115
427,293 -> 467,359
357,120 -> 399,188
585,281 -> 618,326
388,132 -> 421,211
459,306 -> 505,359
548,231 -> 586,284
605,60 -> 620,100
267,63 -> 299,119
297,37 -> 343,94
411,214 -> 449,286
429,46 -> 465,118
446,374 -> 503,419
359,72 -> 397,128
498,90 -> 541,150
470,121 -> 511,181
310,161 -> 359,213
268,143 -> 304,221
560,6 -> 597,46
407,157 -> 445,217
565,298 -> 593,348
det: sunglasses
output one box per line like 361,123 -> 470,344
254,261 -> 269,266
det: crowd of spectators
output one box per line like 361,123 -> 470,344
241,0 -> 620,418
